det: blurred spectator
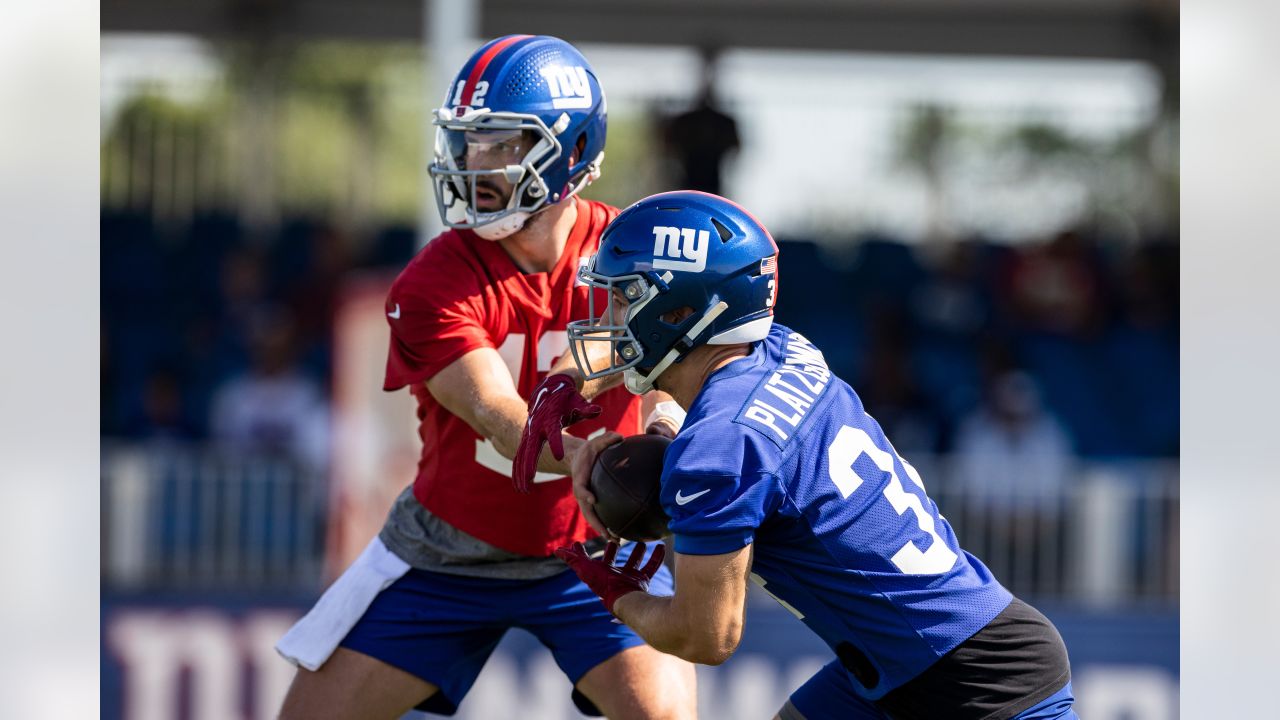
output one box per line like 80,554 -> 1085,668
208,307 -> 329,469
952,370 -> 1072,588
661,46 -> 740,195
195,245 -> 272,380
1003,229 -> 1106,337
1104,243 -> 1179,455
281,223 -> 354,384
953,370 -> 1073,512
171,245 -> 272,434
857,308 -> 939,455
99,207 -> 1176,463
912,240 -> 991,340
220,245 -> 270,329
1116,242 -> 1177,334
124,367 -> 199,441
908,240 -> 994,443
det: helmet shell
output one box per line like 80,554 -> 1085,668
438,35 -> 607,205
587,190 -> 780,379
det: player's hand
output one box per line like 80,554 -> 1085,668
570,431 -> 624,540
513,373 -> 602,493
645,419 -> 679,439
554,540 -> 666,615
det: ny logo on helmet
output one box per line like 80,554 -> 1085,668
539,66 -> 592,110
652,226 -> 709,273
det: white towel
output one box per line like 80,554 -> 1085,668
275,536 -> 411,671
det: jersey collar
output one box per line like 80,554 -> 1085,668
466,198 -> 593,318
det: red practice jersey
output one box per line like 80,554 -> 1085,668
382,199 -> 642,557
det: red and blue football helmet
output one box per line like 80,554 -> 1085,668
430,35 -> 607,240
568,191 -> 780,394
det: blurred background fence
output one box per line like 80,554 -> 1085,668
102,444 -> 1177,608
102,443 -> 328,592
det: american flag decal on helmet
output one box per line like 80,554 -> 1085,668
759,255 -> 778,275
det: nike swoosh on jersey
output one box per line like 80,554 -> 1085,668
674,488 -> 711,505
388,303 -> 401,319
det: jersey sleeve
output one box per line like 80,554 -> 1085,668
661,427 -> 785,556
383,249 -> 494,391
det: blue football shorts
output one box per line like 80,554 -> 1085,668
338,542 -> 673,716
783,660 -> 1078,720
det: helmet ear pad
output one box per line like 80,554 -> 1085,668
628,291 -> 717,374
657,306 -> 697,326
566,132 -> 589,176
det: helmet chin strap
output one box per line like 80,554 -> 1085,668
471,211 -> 530,240
623,367 -> 655,395
623,300 -> 729,395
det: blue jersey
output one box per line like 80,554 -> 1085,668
661,324 -> 1012,700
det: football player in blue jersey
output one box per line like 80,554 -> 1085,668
517,190 -> 1077,720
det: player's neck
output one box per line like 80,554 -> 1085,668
660,344 -> 752,410
497,198 -> 578,274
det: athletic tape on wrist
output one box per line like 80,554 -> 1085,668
645,400 -> 687,433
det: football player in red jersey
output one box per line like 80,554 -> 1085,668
275,36 -> 696,720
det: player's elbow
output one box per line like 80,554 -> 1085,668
698,644 -> 736,666
681,622 -> 741,665
687,638 -> 738,666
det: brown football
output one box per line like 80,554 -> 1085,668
589,434 -> 672,542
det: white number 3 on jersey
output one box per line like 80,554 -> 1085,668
827,425 -> 959,575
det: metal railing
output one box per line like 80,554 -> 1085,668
924,457 -> 1179,607
102,442 -> 329,592
102,442 -> 1177,606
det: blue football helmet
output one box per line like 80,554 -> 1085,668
568,191 -> 780,394
429,35 -> 607,240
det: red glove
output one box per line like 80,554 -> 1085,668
512,373 -> 601,493
554,541 -> 666,615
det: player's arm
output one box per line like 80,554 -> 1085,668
546,337 -> 681,439
613,546 -> 753,665
545,332 -> 622,400
543,326 -> 682,425
516,337 -> 684,493
426,347 -> 582,475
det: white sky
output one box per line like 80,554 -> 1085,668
583,43 -> 1162,241
101,34 -> 1163,242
